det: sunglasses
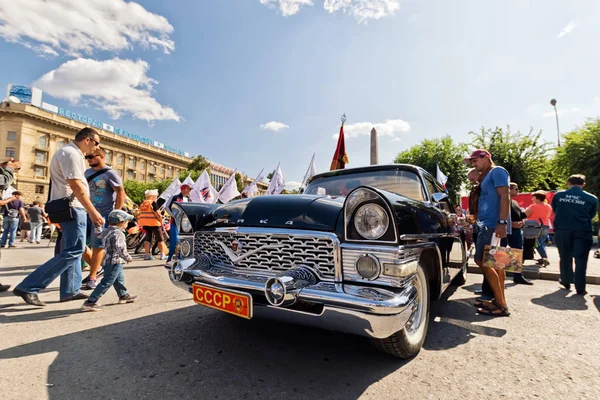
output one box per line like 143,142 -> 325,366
85,155 -> 98,160
89,138 -> 100,146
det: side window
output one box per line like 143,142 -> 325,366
424,176 -> 436,201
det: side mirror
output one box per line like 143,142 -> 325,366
432,192 -> 448,203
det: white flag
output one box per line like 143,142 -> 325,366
2,186 -> 16,200
182,174 -> 195,188
301,153 -> 317,188
190,170 -> 218,204
158,178 -> 181,201
266,163 -> 285,195
242,169 -> 264,197
436,163 -> 448,188
219,169 -> 241,204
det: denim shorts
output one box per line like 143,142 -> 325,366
474,225 -> 495,262
87,214 -> 109,249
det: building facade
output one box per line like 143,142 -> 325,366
0,102 -> 191,203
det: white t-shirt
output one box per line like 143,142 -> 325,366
49,142 -> 89,209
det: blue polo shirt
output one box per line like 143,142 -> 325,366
552,186 -> 598,232
477,166 -> 511,231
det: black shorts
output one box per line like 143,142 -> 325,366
143,226 -> 164,243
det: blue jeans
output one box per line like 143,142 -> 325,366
88,263 -> 128,302
29,221 -> 43,242
536,226 -> 550,259
167,223 -> 178,262
1,216 -> 19,246
16,208 -> 87,299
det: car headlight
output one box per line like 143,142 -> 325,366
356,254 -> 381,280
181,214 -> 193,233
354,203 -> 389,240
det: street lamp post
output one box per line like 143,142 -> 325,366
550,98 -> 560,147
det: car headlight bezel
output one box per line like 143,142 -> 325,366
343,187 -> 397,243
181,214 -> 193,233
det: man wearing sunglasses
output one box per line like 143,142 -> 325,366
81,147 -> 125,290
13,128 -> 105,306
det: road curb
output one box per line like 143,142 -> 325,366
467,265 -> 600,285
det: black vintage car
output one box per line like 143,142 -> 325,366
168,164 -> 467,358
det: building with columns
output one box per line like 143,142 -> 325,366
0,101 -> 191,203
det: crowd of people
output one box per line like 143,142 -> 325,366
457,149 -> 598,317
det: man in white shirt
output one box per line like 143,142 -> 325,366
14,128 -> 105,306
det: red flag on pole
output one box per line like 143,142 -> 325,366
330,121 -> 349,171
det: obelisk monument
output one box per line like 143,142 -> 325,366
370,127 -> 378,165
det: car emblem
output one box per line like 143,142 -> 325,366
215,240 -> 283,264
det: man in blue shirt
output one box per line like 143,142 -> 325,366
464,149 -> 511,317
552,174 -> 598,295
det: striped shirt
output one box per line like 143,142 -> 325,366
100,226 -> 133,266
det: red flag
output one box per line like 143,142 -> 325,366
330,123 -> 349,170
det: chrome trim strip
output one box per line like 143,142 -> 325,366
343,187 -> 398,244
400,233 -> 458,240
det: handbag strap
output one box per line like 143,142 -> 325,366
86,168 -> 109,182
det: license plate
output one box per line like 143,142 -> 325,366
192,283 -> 253,319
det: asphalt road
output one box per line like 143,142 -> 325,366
1,245 -> 599,400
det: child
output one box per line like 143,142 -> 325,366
81,210 -> 137,311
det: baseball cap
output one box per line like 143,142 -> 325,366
180,184 -> 192,191
463,149 -> 491,163
108,209 -> 134,224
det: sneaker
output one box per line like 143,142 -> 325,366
36,241 -> 41,244
81,301 -> 104,312
96,268 -> 104,278
118,294 -> 138,304
84,279 -> 97,290
160,254 -> 168,261
8,245 -> 17,248
144,255 -> 154,260
541,259 -> 550,267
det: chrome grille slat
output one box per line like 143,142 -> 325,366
194,230 -> 337,280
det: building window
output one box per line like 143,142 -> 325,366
149,174 -> 156,182
128,158 -> 136,169
36,151 -> 47,165
57,140 -> 66,149
34,166 -> 46,177
127,170 -> 135,180
140,160 -> 146,170
7,131 -> 17,141
149,164 -> 156,174
117,154 -> 124,165
35,185 -> 45,194
105,151 -> 112,164
5,147 -> 16,158
166,168 -> 172,177
38,136 -> 48,148
139,173 -> 145,182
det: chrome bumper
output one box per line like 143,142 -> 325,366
169,259 -> 418,339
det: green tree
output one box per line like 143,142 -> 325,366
469,126 -> 560,192
555,119 -> 600,198
188,155 -> 210,172
235,172 -> 244,192
394,136 -> 468,202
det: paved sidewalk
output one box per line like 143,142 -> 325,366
467,243 -> 600,285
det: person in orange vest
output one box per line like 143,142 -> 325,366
138,189 -> 167,260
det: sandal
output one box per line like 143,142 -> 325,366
477,302 -> 510,317
474,301 -> 494,309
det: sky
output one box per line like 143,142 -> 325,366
1,0 -> 599,190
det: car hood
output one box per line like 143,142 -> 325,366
206,195 -> 344,231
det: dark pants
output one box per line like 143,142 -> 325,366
554,229 -> 593,292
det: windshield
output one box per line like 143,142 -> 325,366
304,169 -> 426,200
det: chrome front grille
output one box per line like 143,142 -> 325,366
193,228 -> 339,280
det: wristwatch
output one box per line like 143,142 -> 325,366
497,219 -> 507,225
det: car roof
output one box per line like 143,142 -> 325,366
306,163 -> 427,185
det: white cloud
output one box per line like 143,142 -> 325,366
324,0 -> 400,23
259,0 -> 313,16
333,119 -> 410,139
539,98 -> 600,118
0,0 -> 175,56
260,121 -> 290,131
285,181 -> 303,191
557,21 -> 576,38
34,58 -> 181,123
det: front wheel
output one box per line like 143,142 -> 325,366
371,262 -> 430,359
